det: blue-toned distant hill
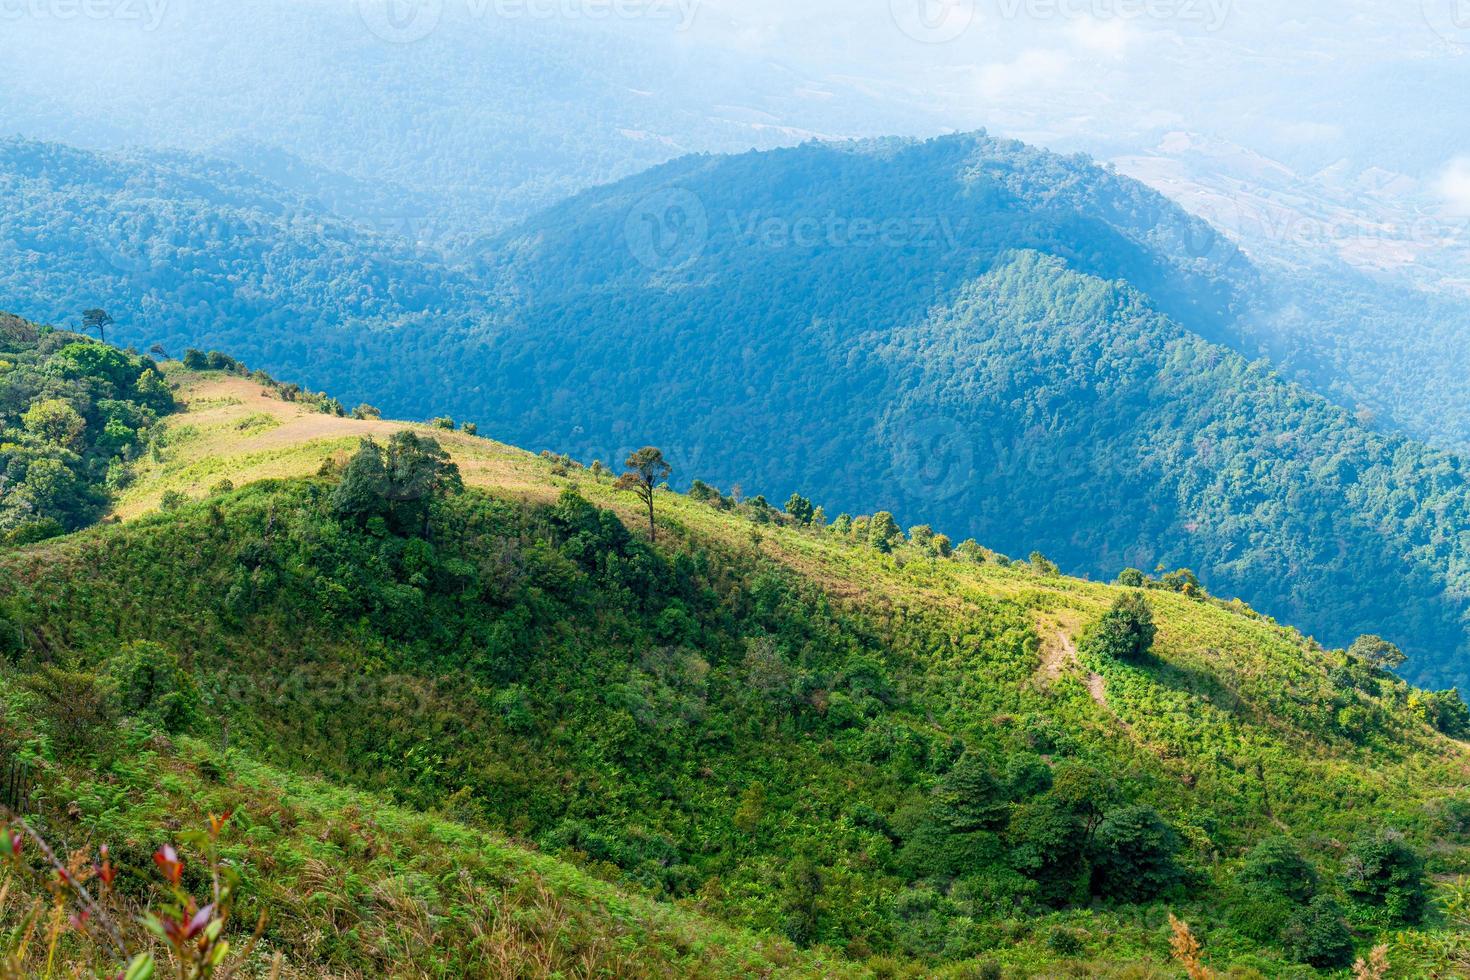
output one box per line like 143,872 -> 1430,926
4,132 -> 1470,687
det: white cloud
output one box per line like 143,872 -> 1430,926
1437,158 -> 1470,217
1066,17 -> 1133,58
977,49 -> 1071,99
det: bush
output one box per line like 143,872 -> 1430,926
1341,829 -> 1428,925
1280,896 -> 1354,969
1090,805 -> 1182,902
1082,592 -> 1156,662
1409,688 -> 1470,737
1007,796 -> 1089,907
104,641 -> 200,734
0,610 -> 22,659
1239,837 -> 1318,904
22,667 -> 118,754
160,490 -> 190,512
1046,926 -> 1084,957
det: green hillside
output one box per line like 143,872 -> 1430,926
7,134 -> 1470,690
3,357 -> 1470,975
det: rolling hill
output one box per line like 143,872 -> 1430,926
5,133 -> 1470,690
3,341 -> 1470,974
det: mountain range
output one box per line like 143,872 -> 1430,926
3,325 -> 1469,974
3,131 -> 1470,688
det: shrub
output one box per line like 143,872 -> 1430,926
1280,896 -> 1354,969
1090,805 -> 1183,902
1007,796 -> 1089,907
22,667 -> 117,754
1341,830 -> 1428,925
1083,592 -> 1156,662
1409,688 -> 1470,737
0,610 -> 21,659
1159,568 -> 1201,595
1240,837 -> 1318,904
104,641 -> 199,734
1116,567 -> 1147,587
159,490 -> 190,511
936,752 -> 1010,832
1046,926 -> 1083,956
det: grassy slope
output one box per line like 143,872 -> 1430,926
0,733 -> 852,979
4,374 -> 862,977
7,366 -> 1470,975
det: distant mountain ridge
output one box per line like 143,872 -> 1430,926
4,132 -> 1470,686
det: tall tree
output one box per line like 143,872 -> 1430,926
330,431 -> 462,537
617,447 -> 671,542
81,308 -> 113,344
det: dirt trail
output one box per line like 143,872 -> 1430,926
1037,628 -> 1109,709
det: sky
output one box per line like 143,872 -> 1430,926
1,0 -> 1466,277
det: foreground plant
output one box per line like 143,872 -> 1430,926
0,807 -> 275,979
1168,914 -> 1215,980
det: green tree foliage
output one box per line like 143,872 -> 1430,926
330,432 -> 462,536
868,512 -> 901,554
1349,634 -> 1408,672
1082,593 -> 1156,662
1159,569 -> 1202,595
1007,796 -> 1090,907
21,399 -> 86,447
934,752 -> 1009,833
1280,896 -> 1355,969
1090,805 -> 1182,903
104,640 -> 199,734
0,324 -> 175,540
1409,688 -> 1470,737
1341,830 -> 1429,925
785,493 -> 815,526
616,447 -> 671,542
1240,837 -> 1318,904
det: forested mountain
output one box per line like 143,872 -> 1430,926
447,136 -> 1470,690
4,132 -> 1470,687
4,358 -> 1470,975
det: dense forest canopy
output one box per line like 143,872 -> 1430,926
0,313 -> 173,542
3,132 -> 1470,686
